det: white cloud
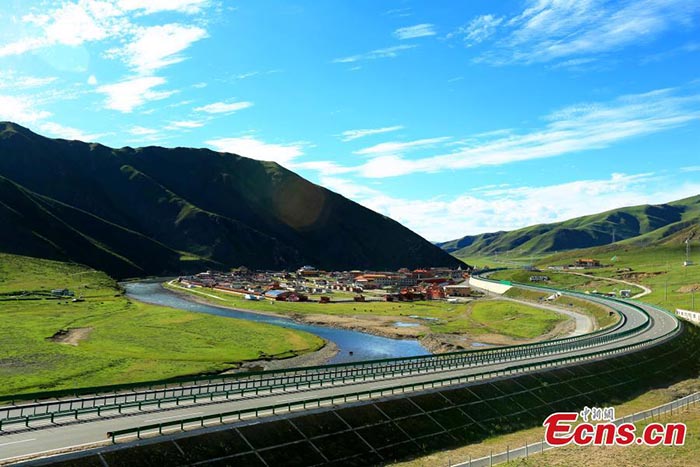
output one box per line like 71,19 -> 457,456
128,126 -> 159,136
354,137 -> 451,156
320,173 -> 700,241
0,0 -> 210,78
349,87 -> 700,177
38,121 -> 105,141
453,0 -> 700,65
294,161 -> 354,176
167,120 -> 204,128
97,76 -> 174,112
340,125 -> 403,142
118,0 -> 210,14
206,136 -> 305,166
447,14 -> 503,46
0,1 -> 127,57
118,23 -> 208,74
333,45 -> 417,63
0,71 -> 57,89
393,24 -> 436,40
194,100 -> 254,114
0,95 -> 52,123
681,165 -> 700,172
87,75 -> 98,85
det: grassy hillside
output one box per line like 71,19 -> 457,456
0,253 -> 323,396
0,122 -> 464,277
486,235 -> 700,313
439,194 -> 700,258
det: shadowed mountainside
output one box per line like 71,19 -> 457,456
0,122 -> 465,278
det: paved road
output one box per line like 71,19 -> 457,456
0,285 -> 679,464
560,271 -> 653,299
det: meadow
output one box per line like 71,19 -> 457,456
0,254 -> 323,396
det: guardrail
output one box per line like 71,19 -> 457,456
0,280 -> 656,430
106,314 -> 682,444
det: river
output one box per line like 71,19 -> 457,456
123,282 -> 430,364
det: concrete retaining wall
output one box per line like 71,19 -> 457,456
468,277 -> 512,295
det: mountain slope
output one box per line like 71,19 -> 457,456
439,195 -> 700,258
0,122 -> 465,277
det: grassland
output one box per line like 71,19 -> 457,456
165,282 -> 566,340
480,243 -> 700,313
490,269 -> 644,296
470,301 -> 565,339
0,253 -> 323,397
503,288 -> 619,329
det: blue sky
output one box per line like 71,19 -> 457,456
1,0 -> 699,241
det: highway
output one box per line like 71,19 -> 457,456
0,280 -> 681,465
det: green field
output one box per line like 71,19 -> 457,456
490,269 -> 644,296
0,254 -> 323,396
469,301 -> 565,338
480,243 -> 699,313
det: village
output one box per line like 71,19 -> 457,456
177,265 -> 475,304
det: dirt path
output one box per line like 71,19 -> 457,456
561,271 -> 652,298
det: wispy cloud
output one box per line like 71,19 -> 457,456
384,8 -> 412,18
97,76 -> 175,113
333,45 -> 417,64
111,23 -> 208,74
206,136 -> 306,166
0,71 -> 58,90
394,24 -> 436,40
354,137 -> 451,156
449,0 -> 700,65
37,122 -> 106,141
339,125 -> 403,142
167,120 -> 204,129
347,87 -> 700,177
194,100 -> 254,114
321,172 -> 700,241
118,0 -> 211,15
447,14 -> 502,46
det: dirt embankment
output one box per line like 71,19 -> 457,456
297,313 -> 428,339
47,327 -> 93,346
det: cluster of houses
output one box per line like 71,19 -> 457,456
178,266 -> 474,303
547,258 -> 603,270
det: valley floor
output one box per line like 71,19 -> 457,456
164,279 -> 596,355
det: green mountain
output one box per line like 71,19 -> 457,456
0,122 -> 464,278
439,195 -> 700,258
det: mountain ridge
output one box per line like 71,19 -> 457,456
0,122 -> 465,277
438,195 -> 700,258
